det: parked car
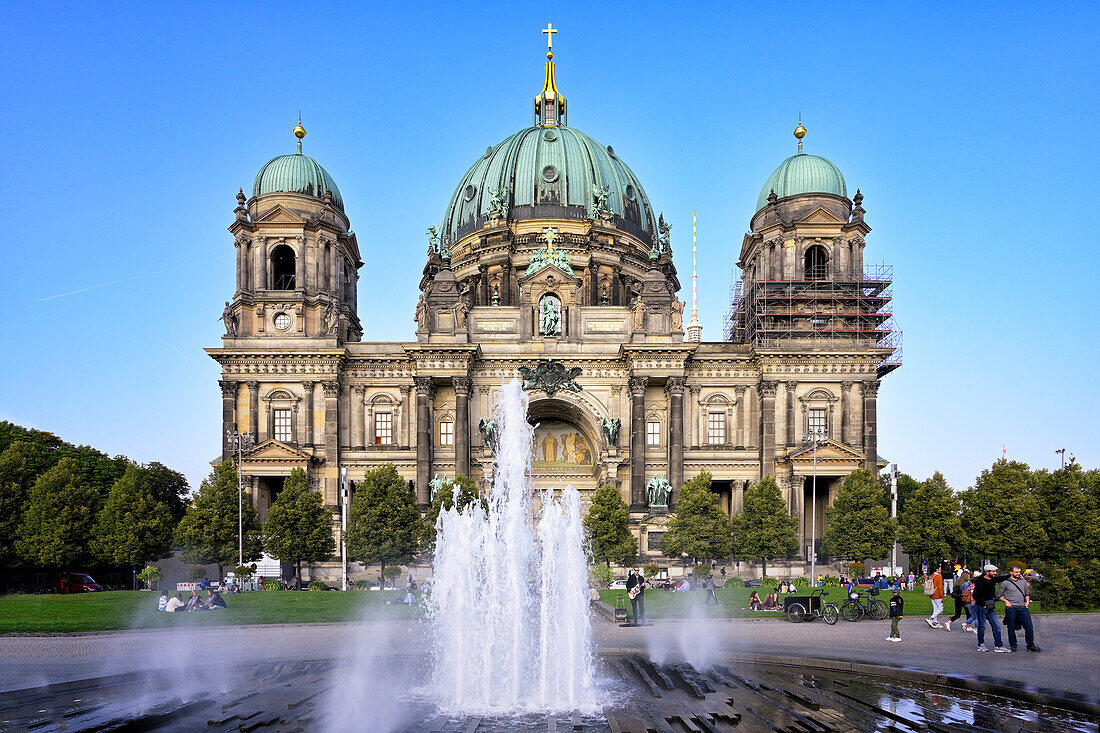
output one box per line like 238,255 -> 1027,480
56,573 -> 104,593
743,578 -> 762,588
608,580 -> 628,590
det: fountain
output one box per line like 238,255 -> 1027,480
428,378 -> 595,712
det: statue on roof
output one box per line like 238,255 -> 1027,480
426,225 -> 440,256
590,184 -> 612,220
658,214 -> 672,254
647,474 -> 671,509
487,186 -> 508,220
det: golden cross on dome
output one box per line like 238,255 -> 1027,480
543,226 -> 558,251
542,22 -> 557,57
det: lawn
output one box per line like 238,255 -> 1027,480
0,590 -> 424,634
598,586 -> 1050,620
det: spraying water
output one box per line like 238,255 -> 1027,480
428,379 -> 596,713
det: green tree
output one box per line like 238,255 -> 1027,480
17,458 -> 102,568
0,441 -> 55,565
662,472 -> 733,563
347,464 -> 422,585
897,472 -> 964,565
583,484 -> 638,567
143,462 -> 190,522
822,468 -> 897,561
92,465 -> 175,569
175,460 -> 263,578
960,459 -> 1047,563
424,474 -> 487,550
1032,463 -> 1100,560
262,468 -> 336,582
731,476 -> 798,579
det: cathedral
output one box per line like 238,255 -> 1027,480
206,29 -> 899,578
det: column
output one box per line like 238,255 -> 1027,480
666,377 -> 685,506
328,243 -> 338,293
629,376 -> 648,509
501,261 -> 513,306
785,381 -> 797,446
399,385 -> 412,448
589,261 -> 599,305
735,385 -> 747,448
415,377 -> 434,508
321,380 -> 341,506
840,381 -> 853,445
478,265 -> 489,306
688,385 -> 700,449
367,403 -> 376,446
247,380 -> 259,439
252,237 -> 266,290
351,385 -> 366,449
234,240 -> 243,294
758,380 -> 777,479
219,380 -> 237,459
862,380 -> 880,474
453,377 -> 471,476
612,265 -> 622,306
302,382 -> 315,446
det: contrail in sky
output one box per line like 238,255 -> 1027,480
160,339 -> 196,363
36,267 -> 176,302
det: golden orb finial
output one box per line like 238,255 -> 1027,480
794,121 -> 806,140
293,120 -> 306,140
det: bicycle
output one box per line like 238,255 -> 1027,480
785,587 -> 840,625
839,587 -> 889,621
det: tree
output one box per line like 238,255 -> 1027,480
961,459 -> 1047,563
17,458 -> 102,568
662,472 -> 733,563
0,441 -> 55,565
583,484 -> 637,567
822,468 -> 897,561
143,462 -> 190,522
731,476 -> 798,579
92,465 -> 175,569
347,464 -> 422,585
263,468 -> 336,582
423,473 -> 487,550
897,472 -> 964,565
175,460 -> 263,578
1032,463 -> 1100,561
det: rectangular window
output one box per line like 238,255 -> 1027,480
646,421 -> 661,446
375,412 -> 392,445
439,420 -> 454,446
708,412 -> 726,444
808,408 -> 828,439
647,532 -> 664,552
273,409 -> 292,442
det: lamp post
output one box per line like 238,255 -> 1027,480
226,430 -> 254,568
340,467 -> 349,592
802,431 -> 826,585
1055,448 -> 1066,469
890,463 -> 899,576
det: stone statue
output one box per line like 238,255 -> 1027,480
517,360 -> 582,397
646,474 -> 671,508
589,184 -> 611,220
221,301 -> 238,336
539,297 -> 560,336
429,473 -> 446,504
671,300 -> 684,331
487,186 -> 508,219
479,417 -> 497,452
426,226 -> 440,256
414,294 -> 429,331
601,417 -> 621,447
491,285 -> 500,306
453,296 -> 470,330
323,302 -> 338,335
630,296 -> 646,330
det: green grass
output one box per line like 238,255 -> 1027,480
598,586 -> 1055,620
0,590 -> 424,634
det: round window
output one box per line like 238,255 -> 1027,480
273,312 -> 291,330
543,129 -> 558,142
464,184 -> 477,201
542,165 -> 559,183
625,184 -> 636,201
606,145 -> 615,157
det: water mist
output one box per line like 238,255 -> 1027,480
428,379 -> 596,713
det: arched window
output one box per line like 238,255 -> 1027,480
271,245 -> 296,290
804,245 -> 829,281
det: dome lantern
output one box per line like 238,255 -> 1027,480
251,121 -> 344,211
534,23 -> 566,127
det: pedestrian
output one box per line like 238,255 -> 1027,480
625,567 -> 647,624
971,564 -> 1011,652
945,569 -> 970,631
703,573 -> 721,606
886,588 -> 904,642
720,567 -> 726,581
925,566 -> 945,628
998,566 -> 1040,652
906,571 -> 915,591
817,574 -> 823,588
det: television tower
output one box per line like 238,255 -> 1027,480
686,210 -> 703,342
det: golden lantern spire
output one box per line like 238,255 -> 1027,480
794,116 -> 806,154
293,117 -> 306,154
534,23 -> 566,126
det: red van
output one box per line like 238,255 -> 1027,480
57,572 -> 104,593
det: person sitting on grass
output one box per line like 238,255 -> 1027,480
205,591 -> 227,609
762,592 -> 780,610
185,590 -> 203,611
157,591 -> 168,612
386,590 -> 417,605
165,593 -> 184,613
747,591 -> 763,611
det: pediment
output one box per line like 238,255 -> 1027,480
521,261 -> 579,282
254,205 -> 306,224
782,438 -> 866,463
242,439 -> 314,463
795,206 -> 846,225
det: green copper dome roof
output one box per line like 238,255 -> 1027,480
253,152 -> 344,212
441,125 -> 656,244
756,151 -> 846,211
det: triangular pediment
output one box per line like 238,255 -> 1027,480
520,262 -> 579,282
782,438 -> 866,463
795,206 -> 846,225
254,205 -> 306,224
242,439 -> 314,463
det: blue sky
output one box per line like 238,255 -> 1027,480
2,3 -> 1097,493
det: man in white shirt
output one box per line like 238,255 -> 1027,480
165,593 -> 185,612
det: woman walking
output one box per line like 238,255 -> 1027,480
945,569 -> 970,631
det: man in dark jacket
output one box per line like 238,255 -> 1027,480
971,564 -> 1011,652
625,568 -> 647,624
886,588 -> 903,642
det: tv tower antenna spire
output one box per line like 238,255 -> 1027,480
686,210 -> 702,342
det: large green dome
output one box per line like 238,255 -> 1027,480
253,152 -> 344,212
756,151 -> 846,212
441,125 -> 656,245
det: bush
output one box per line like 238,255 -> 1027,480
694,564 -> 712,580
382,565 -> 403,581
137,566 -> 162,589
1008,559 -> 1027,572
186,566 -> 208,581
590,565 -> 613,588
823,575 -> 841,587
233,565 -> 253,581
849,562 -> 866,577
308,581 -> 326,591
263,578 -> 282,591
793,576 -> 810,588
353,579 -> 371,590
643,563 -> 660,579
725,577 -> 745,588
761,576 -> 778,588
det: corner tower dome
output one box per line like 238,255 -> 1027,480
440,27 -> 656,247
755,122 -> 847,212
252,121 -> 344,212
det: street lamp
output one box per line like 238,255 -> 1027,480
226,430 -> 254,568
340,467 -> 349,592
1055,448 -> 1066,469
802,430 -> 827,585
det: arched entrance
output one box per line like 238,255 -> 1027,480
526,396 -> 604,501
